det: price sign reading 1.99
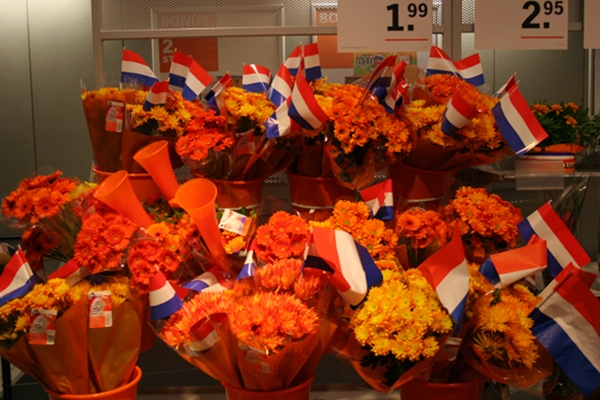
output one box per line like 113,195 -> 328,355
337,0 -> 432,52
475,0 -> 568,50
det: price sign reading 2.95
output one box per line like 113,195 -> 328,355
474,0 -> 568,50
337,0 -> 432,52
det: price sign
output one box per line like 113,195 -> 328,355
584,0 -> 600,49
337,0 -> 432,52
475,0 -> 568,50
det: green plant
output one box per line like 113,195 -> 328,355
531,101 -> 599,148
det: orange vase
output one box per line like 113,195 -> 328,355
222,376 -> 313,400
286,170 -> 356,221
45,366 -> 142,400
190,171 -> 265,210
399,379 -> 483,400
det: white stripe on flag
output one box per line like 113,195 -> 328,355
170,64 -> 188,79
528,212 -> 584,268
190,330 -> 219,352
457,64 -> 482,80
500,266 -> 546,287
428,58 -> 455,74
122,60 -> 154,76
0,264 -> 33,298
150,285 -> 176,307
334,230 -> 367,306
538,285 -> 600,373
500,94 -> 538,150
435,258 -> 469,315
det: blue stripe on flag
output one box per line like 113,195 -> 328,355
121,72 -> 158,88
242,82 -> 269,93
355,242 -> 383,292
493,102 -> 528,156
183,280 -> 210,292
374,206 -> 394,221
463,75 -> 485,87
288,101 -> 316,130
479,258 -> 501,286
151,296 -> 183,320
169,74 -> 186,90
0,275 -> 36,307
519,219 -> 563,278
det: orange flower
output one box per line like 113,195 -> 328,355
255,212 -> 309,263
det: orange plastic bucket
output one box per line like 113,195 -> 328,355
223,376 -> 314,400
399,379 -> 482,400
45,366 -> 142,400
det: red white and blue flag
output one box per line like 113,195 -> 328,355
303,43 -> 322,81
121,49 -> 159,88
519,202 -> 591,278
494,73 -> 517,98
168,51 -> 192,91
267,64 -> 293,107
303,227 -> 383,307
205,73 -> 232,115
149,270 -> 183,320
376,61 -> 407,113
242,64 -> 271,93
426,46 -> 485,87
189,316 -> 220,353
381,80 -> 409,114
237,244 -> 256,280
182,59 -> 213,101
530,269 -> 600,396
284,45 -> 302,77
418,226 -> 469,328
184,267 -> 230,293
266,96 -> 300,139
493,84 -> 548,155
441,92 -> 480,136
360,179 -> 394,221
47,259 -> 90,287
364,55 -> 397,95
288,68 -> 329,130
480,235 -> 547,287
143,81 -> 170,111
0,249 -> 36,307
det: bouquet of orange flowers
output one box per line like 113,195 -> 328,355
444,186 -> 523,263
289,80 -> 412,189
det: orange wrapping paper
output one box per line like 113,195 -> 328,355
325,142 -> 376,189
87,300 -> 143,393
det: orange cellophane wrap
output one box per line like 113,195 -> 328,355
87,299 -> 143,393
335,333 -> 442,394
325,142 -> 376,190
530,143 -> 586,155
293,140 -> 329,177
157,318 -> 243,388
0,300 -> 89,394
234,330 -> 321,391
401,129 -> 511,172
81,90 -> 127,173
290,319 -> 338,387
121,129 -> 180,174
241,137 -> 301,181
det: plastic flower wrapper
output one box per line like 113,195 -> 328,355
80,86 -> 141,172
400,73 -> 509,172
1,171 -> 95,273
0,271 -> 143,395
124,89 -> 201,173
394,207 -> 450,268
292,79 -> 412,189
444,186 -> 523,264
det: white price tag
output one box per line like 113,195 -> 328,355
475,0 -> 568,50
584,0 -> 600,49
338,0 -> 432,52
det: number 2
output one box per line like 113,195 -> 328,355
522,0 -> 564,29
162,39 -> 174,53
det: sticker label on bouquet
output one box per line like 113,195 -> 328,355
219,209 -> 252,236
236,130 -> 256,156
105,101 -> 124,133
28,309 -> 57,345
239,343 -> 270,373
88,290 -> 113,328
259,138 -> 276,162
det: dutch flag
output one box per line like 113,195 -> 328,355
418,226 -> 469,329
519,202 -> 591,278
359,179 -> 394,221
47,258 -> 89,287
237,243 -> 256,280
267,64 -> 293,107
493,84 -> 548,155
364,55 -> 397,95
494,73 -> 517,98
182,59 -> 213,102
121,49 -> 159,88
242,64 -> 271,93
377,61 -> 407,113
284,45 -> 302,77
205,73 -> 232,115
189,316 -> 220,353
288,67 -> 329,131
303,227 -> 383,307
143,81 -> 170,111
149,270 -> 183,320
0,249 -> 36,307
426,46 -> 485,87
183,267 -> 230,293
266,96 -> 300,139
479,235 -> 547,288
441,92 -> 480,136
303,43 -> 322,81
530,269 -> 600,396
168,51 -> 192,91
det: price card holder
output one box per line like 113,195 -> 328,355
515,158 -> 564,191
475,0 -> 568,50
338,0 -> 432,52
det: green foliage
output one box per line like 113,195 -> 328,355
532,101 -> 600,148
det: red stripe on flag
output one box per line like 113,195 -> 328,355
507,87 -> 548,142
418,226 -> 465,288
554,271 -> 600,337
